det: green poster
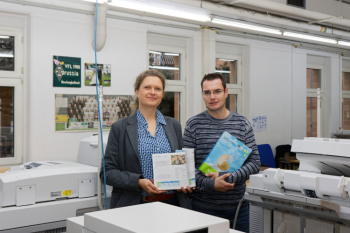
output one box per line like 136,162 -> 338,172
53,56 -> 81,87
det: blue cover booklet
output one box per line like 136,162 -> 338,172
199,131 -> 252,174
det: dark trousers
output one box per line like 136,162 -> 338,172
140,193 -> 180,207
193,203 -> 249,233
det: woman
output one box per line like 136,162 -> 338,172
100,70 -> 191,209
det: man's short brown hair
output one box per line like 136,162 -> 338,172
201,73 -> 227,91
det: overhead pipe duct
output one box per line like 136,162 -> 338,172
161,0 -> 350,39
93,3 -> 108,51
3,0 -> 350,40
2,0 -> 350,53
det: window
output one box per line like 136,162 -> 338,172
149,51 -> 180,81
0,27 -> 24,165
342,69 -> 350,130
148,45 -> 186,127
0,36 -> 14,71
306,66 -> 324,137
287,0 -> 305,8
215,54 -> 242,114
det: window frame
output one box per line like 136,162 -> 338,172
148,44 -> 187,86
341,67 -> 350,130
0,26 -> 24,166
306,64 -> 325,137
0,79 -> 23,165
216,53 -> 242,114
163,85 -> 186,127
147,44 -> 187,127
0,26 -> 24,78
342,67 -> 350,98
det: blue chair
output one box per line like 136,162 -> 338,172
257,144 -> 276,168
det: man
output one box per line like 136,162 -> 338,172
183,73 -> 260,232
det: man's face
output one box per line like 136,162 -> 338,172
202,79 -> 228,112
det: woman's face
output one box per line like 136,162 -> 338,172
135,76 -> 163,109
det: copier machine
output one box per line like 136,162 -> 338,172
246,137 -> 350,233
0,133 -> 110,233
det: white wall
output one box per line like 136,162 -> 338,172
215,34 -> 343,154
30,13 -> 148,161
0,1 -> 203,163
344,59 -> 350,70
0,1 -> 345,163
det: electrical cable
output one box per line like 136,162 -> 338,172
233,197 -> 245,230
94,0 -> 108,210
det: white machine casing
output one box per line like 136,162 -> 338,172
67,202 -> 240,233
0,133 -> 110,232
0,161 -> 97,207
246,137 -> 350,233
77,133 -> 108,167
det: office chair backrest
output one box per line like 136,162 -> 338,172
257,144 -> 276,168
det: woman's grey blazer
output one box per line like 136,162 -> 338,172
99,112 -> 188,209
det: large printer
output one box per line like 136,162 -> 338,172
0,133 -> 110,233
66,202 -> 242,233
246,137 -> 350,233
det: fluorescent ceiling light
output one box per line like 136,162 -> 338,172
0,54 -> 14,58
149,51 -> 179,56
283,32 -> 337,44
0,36 -> 10,39
218,59 -> 235,62
149,51 -> 162,54
215,70 -> 231,73
164,53 -> 179,56
149,66 -> 179,70
84,0 -> 109,3
212,18 -> 282,35
338,41 -> 350,47
84,0 -> 211,22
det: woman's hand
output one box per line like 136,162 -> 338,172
138,179 -> 166,195
177,186 -> 195,194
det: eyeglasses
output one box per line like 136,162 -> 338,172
202,89 -> 224,97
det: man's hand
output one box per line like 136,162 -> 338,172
205,172 -> 219,180
138,179 -> 166,195
214,173 -> 235,192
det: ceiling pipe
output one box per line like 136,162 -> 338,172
229,0 -> 246,4
161,0 -> 350,39
93,3 -> 108,52
308,16 -> 344,25
2,0 -> 350,51
3,0 -> 350,40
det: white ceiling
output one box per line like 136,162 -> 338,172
205,0 -> 350,30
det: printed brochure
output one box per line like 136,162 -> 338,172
198,131 -> 252,174
152,148 -> 196,190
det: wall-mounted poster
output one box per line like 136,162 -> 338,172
55,94 -> 134,131
85,63 -> 111,86
53,56 -> 81,87
252,115 -> 267,132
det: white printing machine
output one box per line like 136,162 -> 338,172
0,133 -> 110,233
66,202 -> 243,233
246,137 -> 350,233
